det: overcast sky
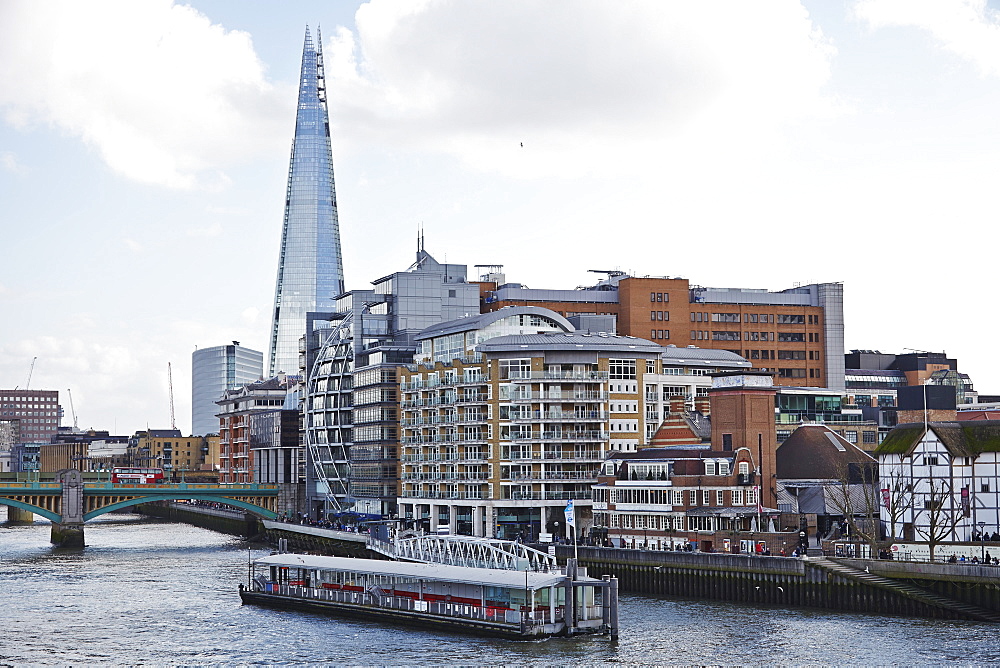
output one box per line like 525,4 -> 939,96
1,0 -> 997,435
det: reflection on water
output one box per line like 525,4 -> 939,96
1,508 -> 997,665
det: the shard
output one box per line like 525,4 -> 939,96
267,26 -> 345,376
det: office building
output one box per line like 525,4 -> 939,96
482,272 -> 844,389
192,343 -> 263,436
0,389 -> 61,444
217,374 -> 296,483
267,27 -> 345,377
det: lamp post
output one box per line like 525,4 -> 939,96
979,522 -> 987,562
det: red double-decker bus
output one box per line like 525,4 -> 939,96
111,467 -> 164,484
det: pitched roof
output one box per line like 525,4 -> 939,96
875,420 -> 1000,457
776,424 -> 875,479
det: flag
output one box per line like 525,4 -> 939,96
564,500 -> 576,526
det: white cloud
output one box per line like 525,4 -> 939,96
123,238 -> 143,253
186,222 -> 224,237
854,0 -> 1000,76
0,150 -> 26,173
0,0 -> 289,189
328,0 -> 838,179
241,307 -> 260,326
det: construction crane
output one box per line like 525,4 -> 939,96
24,357 -> 37,390
167,362 -> 176,431
67,388 -> 79,431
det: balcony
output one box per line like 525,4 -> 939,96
504,371 -> 608,382
509,410 -> 608,422
401,451 -> 490,463
506,430 -> 608,442
400,489 -> 493,500
737,472 -> 756,486
402,433 -> 488,445
502,449 -> 603,462
504,471 -> 597,482
401,472 -> 491,481
509,391 -> 609,402
502,490 -> 590,501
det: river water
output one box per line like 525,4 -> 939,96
1,509 -> 997,666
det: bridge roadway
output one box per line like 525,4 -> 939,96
0,469 -> 278,547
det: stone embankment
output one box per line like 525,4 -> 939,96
555,545 -> 1000,622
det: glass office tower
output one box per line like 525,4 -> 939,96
191,343 -> 263,436
268,26 -> 345,377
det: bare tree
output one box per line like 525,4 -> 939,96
828,460 -> 881,556
913,477 -> 962,562
881,468 -> 912,542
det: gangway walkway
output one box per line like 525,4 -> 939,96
367,533 -> 558,571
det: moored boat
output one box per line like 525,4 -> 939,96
240,553 -> 619,639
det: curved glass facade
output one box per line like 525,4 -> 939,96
268,27 -> 344,376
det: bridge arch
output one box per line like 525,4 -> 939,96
0,498 -> 61,523
84,493 -> 278,521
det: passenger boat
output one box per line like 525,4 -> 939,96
240,553 -> 619,639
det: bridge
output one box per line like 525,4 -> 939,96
0,469 -> 278,546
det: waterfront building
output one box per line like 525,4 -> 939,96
398,308 -> 663,540
774,386 -> 878,450
127,429 -> 217,478
217,375 -> 296,483
0,389 -> 61,445
482,271 -> 844,389
191,343 -> 263,437
267,27 -> 345,377
592,372 -> 781,551
844,350 -> 976,443
775,424 -> 878,540
877,419 -> 1000,544
642,346 -> 750,444
303,247 -> 480,519
249,408 -> 305,515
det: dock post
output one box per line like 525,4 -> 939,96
609,576 -> 619,641
564,558 -> 577,635
601,575 -> 611,633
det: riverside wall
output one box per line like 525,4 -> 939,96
555,545 -> 1000,620
137,503 -> 261,538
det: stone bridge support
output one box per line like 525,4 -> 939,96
6,507 -> 35,523
51,469 -> 84,547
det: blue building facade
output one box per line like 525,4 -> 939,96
268,27 -> 345,377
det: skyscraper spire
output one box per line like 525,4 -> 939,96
267,26 -> 345,376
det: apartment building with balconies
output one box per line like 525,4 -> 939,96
397,307 -> 663,541
216,374 -> 295,483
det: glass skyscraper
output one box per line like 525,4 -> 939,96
268,27 -> 345,376
191,343 -> 263,436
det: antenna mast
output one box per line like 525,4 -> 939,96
168,362 -> 176,431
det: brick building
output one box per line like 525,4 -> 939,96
481,273 -> 843,389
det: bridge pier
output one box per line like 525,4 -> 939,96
51,469 -> 85,547
50,522 -> 85,548
5,507 -> 35,523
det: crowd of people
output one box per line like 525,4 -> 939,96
274,513 -> 371,534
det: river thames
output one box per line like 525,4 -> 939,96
1,510 -> 997,666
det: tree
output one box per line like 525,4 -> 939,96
880,467 -> 912,542
913,477 -> 962,562
828,460 -> 881,557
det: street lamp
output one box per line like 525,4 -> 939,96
979,522 -> 987,562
